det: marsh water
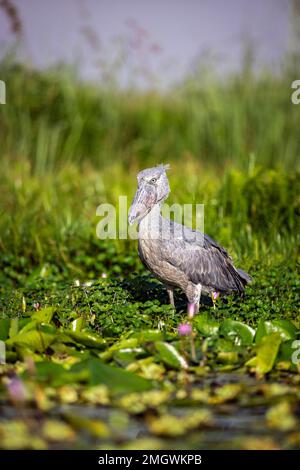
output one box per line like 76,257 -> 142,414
1,372 -> 298,450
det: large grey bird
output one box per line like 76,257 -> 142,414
128,164 -> 251,318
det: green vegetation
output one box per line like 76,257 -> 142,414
0,58 -> 299,449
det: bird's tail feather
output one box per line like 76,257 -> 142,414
236,268 -> 252,284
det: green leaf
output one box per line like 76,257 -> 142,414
0,318 -> 10,341
65,330 -> 107,349
255,320 -> 298,344
31,307 -> 56,324
266,401 -> 297,431
9,318 -> 19,338
217,351 -> 240,364
100,338 -> 138,361
14,308 -> 57,336
6,324 -> 56,352
257,319 -> 298,343
32,361 -> 89,386
277,339 -> 299,367
133,329 -> 164,343
72,358 -> 152,393
63,413 -> 109,438
194,313 -> 219,337
254,333 -> 282,375
113,348 -> 145,367
155,341 -> 188,370
219,319 -> 255,346
70,317 -> 85,332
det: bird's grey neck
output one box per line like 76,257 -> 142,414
138,203 -> 163,238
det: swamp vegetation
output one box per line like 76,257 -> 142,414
0,58 -> 299,449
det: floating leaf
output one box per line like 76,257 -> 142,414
251,333 -> 282,376
118,390 -> 170,414
277,339 -> 299,367
64,413 -> 110,438
113,348 -> 145,367
70,317 -> 85,332
9,318 -> 19,339
126,357 -> 165,381
81,385 -> 110,405
65,330 -> 107,349
208,383 -> 243,404
148,414 -> 186,437
133,329 -> 164,343
31,307 -> 56,324
18,320 -> 57,335
32,361 -> 89,387
72,358 -> 152,393
42,420 -> 75,442
57,385 -> 78,404
6,324 -> 56,353
266,401 -> 297,431
255,319 -> 298,344
100,338 -> 138,361
0,421 -> 47,450
217,351 -> 240,364
194,313 -> 219,337
155,341 -> 188,370
148,409 -> 212,437
219,319 -> 255,346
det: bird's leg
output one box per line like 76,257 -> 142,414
187,286 -> 202,361
166,286 -> 175,308
187,284 -> 202,319
186,303 -> 197,361
187,303 -> 197,319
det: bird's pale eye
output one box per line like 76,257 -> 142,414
150,177 -> 157,183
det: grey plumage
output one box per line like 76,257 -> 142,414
128,164 -> 251,316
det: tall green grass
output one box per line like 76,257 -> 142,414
0,59 -> 299,172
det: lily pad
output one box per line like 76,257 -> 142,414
32,361 -> 89,387
70,317 -> 85,332
100,338 -> 139,361
31,307 -> 56,324
65,330 -> 107,349
247,332 -> 282,375
255,319 -> 298,344
155,341 -> 188,370
72,357 -> 153,393
9,318 -> 19,338
6,324 -> 56,352
113,348 -> 145,367
133,329 -> 164,343
266,401 -> 297,431
194,313 -> 219,337
220,319 -> 255,346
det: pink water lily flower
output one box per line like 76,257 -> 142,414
178,323 -> 192,336
212,291 -> 220,300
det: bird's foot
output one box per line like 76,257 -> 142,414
166,287 -> 175,309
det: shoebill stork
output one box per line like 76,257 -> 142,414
128,164 -> 251,318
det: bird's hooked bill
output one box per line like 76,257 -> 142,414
128,184 -> 157,224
